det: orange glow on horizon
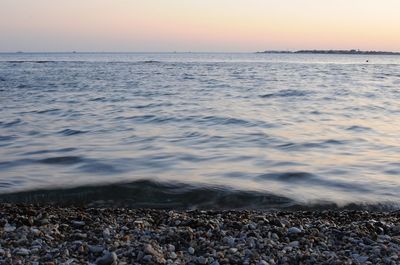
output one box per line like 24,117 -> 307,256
0,0 -> 399,52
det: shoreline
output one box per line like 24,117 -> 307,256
0,204 -> 399,264
1,180 -> 398,212
256,49 -> 400,55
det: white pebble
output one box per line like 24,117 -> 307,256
188,247 -> 195,255
287,227 -> 302,234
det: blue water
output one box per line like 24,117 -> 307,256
0,52 -> 399,209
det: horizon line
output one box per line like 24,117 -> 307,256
1,51 -> 250,54
1,49 -> 400,54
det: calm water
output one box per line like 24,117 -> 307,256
0,53 -> 399,209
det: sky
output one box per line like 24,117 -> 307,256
0,0 -> 399,52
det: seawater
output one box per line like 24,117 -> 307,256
0,52 -> 399,209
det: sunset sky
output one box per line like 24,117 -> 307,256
1,0 -> 399,52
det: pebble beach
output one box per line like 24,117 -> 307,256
2,53 -> 400,264
0,204 -> 399,265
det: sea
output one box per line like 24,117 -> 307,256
0,52 -> 399,210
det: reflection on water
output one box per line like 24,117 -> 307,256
0,53 -> 399,209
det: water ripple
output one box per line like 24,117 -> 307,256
0,119 -> 22,128
59,129 -> 87,136
1,53 -> 400,209
259,89 -> 311,98
38,156 -> 84,165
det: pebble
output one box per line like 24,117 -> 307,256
71,220 -> 85,227
229,248 -> 238,254
74,233 -> 87,239
96,252 -> 118,265
0,204 -> 398,265
287,227 -> 302,235
249,223 -> 257,230
224,236 -> 235,246
167,244 -> 175,252
352,254 -> 369,263
4,223 -> 16,232
197,256 -> 208,264
144,244 -> 160,257
15,248 -> 30,256
188,247 -> 195,255
30,228 -> 41,236
89,245 -> 104,253
103,228 -> 111,238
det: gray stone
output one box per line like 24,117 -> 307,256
96,252 -> 118,265
229,248 -> 238,254
144,244 -> 161,257
188,247 -> 195,255
71,220 -> 86,227
4,223 -> 16,232
15,248 -> 30,256
30,228 -> 41,236
89,245 -> 104,253
287,227 -> 302,235
169,252 -> 177,259
224,236 -> 235,247
197,256 -> 208,264
249,223 -> 257,230
352,254 -> 368,263
103,228 -> 111,238
167,244 -> 175,252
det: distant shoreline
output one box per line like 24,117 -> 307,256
257,49 -> 400,55
0,50 -> 399,55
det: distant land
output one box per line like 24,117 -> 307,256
257,49 -> 400,55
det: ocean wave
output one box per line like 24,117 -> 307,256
0,180 -> 398,211
345,125 -> 373,132
255,172 -> 372,193
59,129 -> 87,136
0,135 -> 17,141
34,108 -> 62,114
277,139 -> 347,150
0,119 -> 22,128
22,148 -> 76,156
259,89 -> 311,98
141,60 -> 162,64
38,156 -> 84,165
121,114 -> 270,128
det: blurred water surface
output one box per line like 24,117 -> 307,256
0,52 -> 399,209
